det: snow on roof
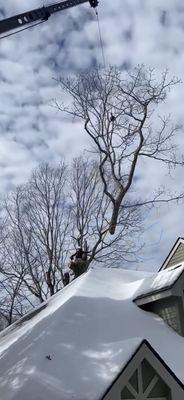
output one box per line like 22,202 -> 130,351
134,262 -> 184,300
0,267 -> 184,400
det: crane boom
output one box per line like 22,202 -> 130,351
0,0 -> 98,35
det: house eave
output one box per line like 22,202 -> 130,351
134,288 -> 172,306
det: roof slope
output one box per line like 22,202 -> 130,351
134,262 -> 184,300
0,268 -> 184,400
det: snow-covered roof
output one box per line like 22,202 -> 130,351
0,267 -> 184,400
134,262 -> 184,300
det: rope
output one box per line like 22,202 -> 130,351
94,8 -> 106,68
0,20 -> 46,41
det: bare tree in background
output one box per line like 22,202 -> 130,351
0,275 -> 33,327
0,162 -> 71,312
55,66 -> 184,235
0,157 -> 142,326
25,162 -> 71,297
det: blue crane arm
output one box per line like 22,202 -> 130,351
0,0 -> 98,35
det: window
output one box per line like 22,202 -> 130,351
121,359 -> 171,400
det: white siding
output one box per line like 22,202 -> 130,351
165,243 -> 184,269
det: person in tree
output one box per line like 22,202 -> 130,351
69,246 -> 89,278
70,247 -> 84,260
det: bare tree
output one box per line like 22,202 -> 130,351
0,275 -> 33,326
1,162 -> 72,309
25,162 -> 71,297
55,66 -> 184,235
0,157 -> 142,325
69,156 -> 142,268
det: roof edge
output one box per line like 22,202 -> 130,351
101,339 -> 184,400
101,339 -> 145,399
144,340 -> 184,390
159,237 -> 184,271
134,264 -> 184,304
133,287 -> 171,305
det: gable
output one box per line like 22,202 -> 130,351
102,341 -> 184,400
160,238 -> 184,270
121,359 -> 171,399
166,243 -> 184,269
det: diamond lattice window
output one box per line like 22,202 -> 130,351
121,358 -> 171,400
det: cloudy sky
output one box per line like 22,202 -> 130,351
0,0 -> 184,270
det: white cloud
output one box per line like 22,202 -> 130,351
0,0 -> 184,269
